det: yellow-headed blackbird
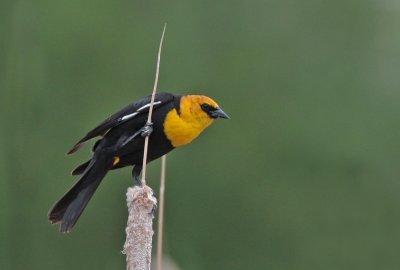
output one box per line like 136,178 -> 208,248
48,92 -> 229,232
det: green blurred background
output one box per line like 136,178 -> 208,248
1,0 -> 400,269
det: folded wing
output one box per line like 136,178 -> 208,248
67,92 -> 174,155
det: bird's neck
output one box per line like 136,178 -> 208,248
163,97 -> 214,147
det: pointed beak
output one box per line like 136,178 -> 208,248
211,108 -> 230,119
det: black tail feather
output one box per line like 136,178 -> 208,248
66,140 -> 87,155
48,156 -> 111,233
71,159 -> 91,176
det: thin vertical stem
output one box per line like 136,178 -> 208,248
141,23 -> 167,186
124,24 -> 167,270
157,155 -> 167,270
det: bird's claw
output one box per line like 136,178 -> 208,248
134,175 -> 142,186
140,122 -> 153,137
150,203 -> 157,215
147,188 -> 157,214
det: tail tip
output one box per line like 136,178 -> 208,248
66,142 -> 86,155
48,215 -> 74,233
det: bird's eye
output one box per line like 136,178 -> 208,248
201,103 -> 214,112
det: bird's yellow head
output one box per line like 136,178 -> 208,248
182,95 -> 229,121
164,95 -> 229,147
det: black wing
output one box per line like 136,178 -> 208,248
67,92 -> 176,155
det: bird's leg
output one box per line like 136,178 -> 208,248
131,165 -> 157,214
118,131 -> 140,148
140,122 -> 153,137
117,122 -> 153,150
151,202 -> 157,215
132,165 -> 143,186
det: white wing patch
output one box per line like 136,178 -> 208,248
121,112 -> 139,121
136,100 -> 162,112
120,101 -> 162,121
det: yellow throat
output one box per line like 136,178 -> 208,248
163,96 -> 216,147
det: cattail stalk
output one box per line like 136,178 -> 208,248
123,24 -> 167,270
123,186 -> 157,270
156,155 -> 167,270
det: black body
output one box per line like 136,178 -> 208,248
48,92 -> 181,232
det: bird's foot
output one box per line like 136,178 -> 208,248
151,203 -> 157,215
134,176 -> 143,187
149,188 -> 157,214
140,122 -> 153,137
